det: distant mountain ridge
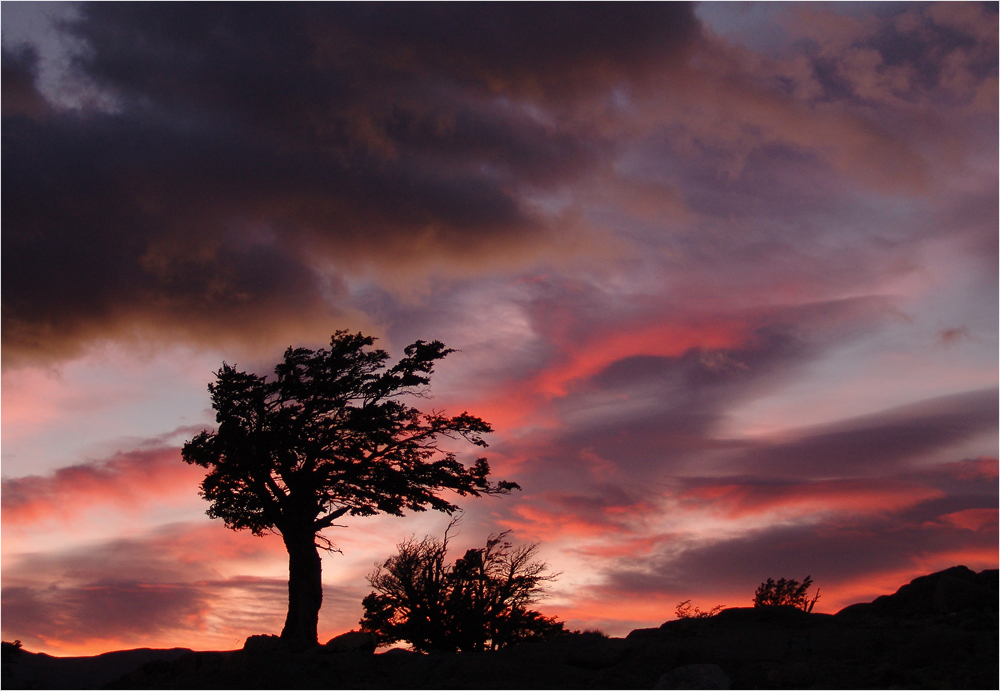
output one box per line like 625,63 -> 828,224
0,647 -> 193,690
3,566 -> 997,689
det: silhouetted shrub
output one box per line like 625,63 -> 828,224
360,525 -> 563,652
1,640 -> 22,663
674,600 -> 725,619
753,576 -> 820,612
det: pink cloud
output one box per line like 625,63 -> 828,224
547,592 -> 681,632
490,488 -> 658,543
497,503 -> 632,543
1,447 -> 204,526
572,534 -> 678,560
938,456 -> 999,480
1,519 -> 295,656
533,318 -> 750,398
936,508 -> 998,533
681,478 -> 945,520
453,308 -> 755,434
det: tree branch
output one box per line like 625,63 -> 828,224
314,506 -> 350,530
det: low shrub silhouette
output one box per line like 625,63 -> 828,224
753,575 -> 820,612
360,523 -> 563,652
1,640 -> 22,663
674,600 -> 725,619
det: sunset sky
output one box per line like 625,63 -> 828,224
2,2 -> 997,656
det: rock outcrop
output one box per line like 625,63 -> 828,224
324,631 -> 378,654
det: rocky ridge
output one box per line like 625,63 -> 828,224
4,565 -> 996,689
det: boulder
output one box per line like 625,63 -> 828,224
655,663 -> 731,689
324,630 -> 378,654
933,573 -> 996,614
242,635 -> 288,654
564,639 -> 627,669
711,605 -> 820,627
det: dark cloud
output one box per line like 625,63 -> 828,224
0,45 -> 47,118
0,518 -> 374,650
0,577 -> 280,651
0,524 -> 288,649
5,2 -> 994,366
596,457 -> 998,601
72,4 -> 699,108
861,4 -> 997,98
496,296 -> 907,487
1,4 -> 700,365
605,511 -> 998,600
937,326 -> 972,347
533,383 -> 996,490
2,539 -> 210,647
734,388 -> 998,479
479,288 -> 994,561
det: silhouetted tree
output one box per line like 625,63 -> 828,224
674,600 -> 725,619
360,524 -> 563,652
183,331 -> 518,648
753,575 -> 820,612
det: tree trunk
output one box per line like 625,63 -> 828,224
280,529 -> 322,649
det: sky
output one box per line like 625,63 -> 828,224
2,2 -> 997,657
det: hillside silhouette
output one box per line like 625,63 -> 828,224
4,565 -> 995,690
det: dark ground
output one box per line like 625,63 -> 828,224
0,647 -> 193,690
3,566 -> 997,690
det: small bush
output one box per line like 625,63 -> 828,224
753,576 -> 820,612
674,600 -> 725,619
360,524 -> 563,653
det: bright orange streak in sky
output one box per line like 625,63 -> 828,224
682,480 -> 945,519
458,317 -> 750,433
533,319 -> 750,398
